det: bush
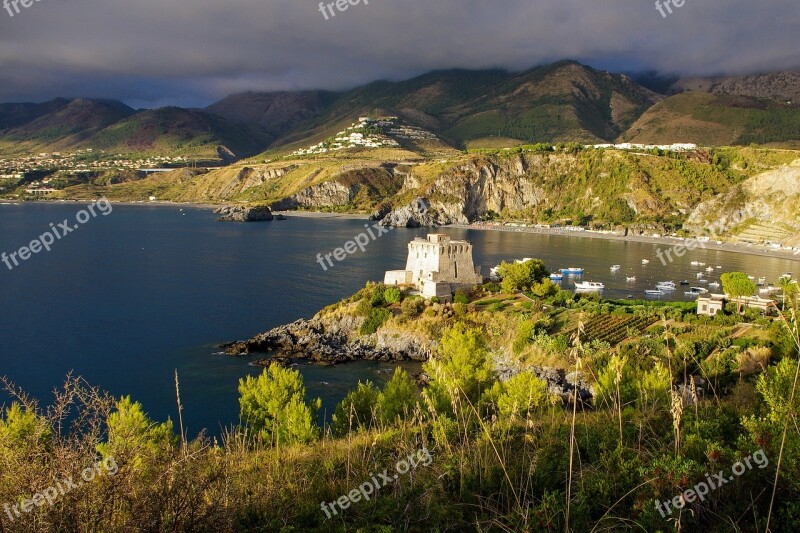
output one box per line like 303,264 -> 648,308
384,287 -> 402,304
238,364 -> 321,446
488,371 -> 550,418
360,307 -> 392,335
453,290 -> 470,304
401,296 -> 424,318
331,381 -> 380,436
377,368 -> 417,424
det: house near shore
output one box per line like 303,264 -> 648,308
384,234 -> 483,301
697,294 -> 776,317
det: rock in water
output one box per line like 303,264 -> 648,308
215,205 -> 274,222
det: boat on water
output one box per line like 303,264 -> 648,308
685,287 -> 708,296
716,266 -> 722,269
706,267 -> 714,272
709,281 -> 720,289
760,285 -> 778,293
656,281 -> 677,291
610,265 -> 621,271
641,259 -> 650,264
697,279 -> 708,284
574,281 -> 605,291
780,273 -> 794,280
747,275 -> 756,280
549,273 -> 564,281
645,289 -> 665,296
690,261 -> 700,266
698,262 -> 706,266
560,267 -> 585,275
696,272 -> 704,278
626,276 -> 637,282
679,280 -> 690,285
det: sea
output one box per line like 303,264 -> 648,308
1,203 -> 797,436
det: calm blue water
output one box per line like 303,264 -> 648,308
1,203 -> 797,435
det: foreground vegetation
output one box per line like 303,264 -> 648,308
2,272 -> 799,532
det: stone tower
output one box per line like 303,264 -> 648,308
384,234 -> 482,300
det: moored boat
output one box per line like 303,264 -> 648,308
574,281 -> 605,291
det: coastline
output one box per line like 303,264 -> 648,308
451,223 -> 800,262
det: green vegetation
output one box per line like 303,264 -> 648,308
1,270 -> 799,531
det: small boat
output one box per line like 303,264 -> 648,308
679,280 -> 690,285
716,266 -> 722,269
645,290 -> 665,296
549,273 -> 564,281
626,276 -> 637,282
690,261 -> 700,266
685,287 -> 708,296
709,281 -> 720,289
696,272 -> 704,278
760,285 -> 778,294
610,265 -> 621,271
641,259 -> 650,264
561,267 -> 585,275
697,279 -> 708,284
706,267 -> 714,272
780,273 -> 794,280
574,281 -> 605,291
747,275 -> 756,280
698,262 -> 706,266
656,281 -> 677,291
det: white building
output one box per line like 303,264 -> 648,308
384,234 -> 483,301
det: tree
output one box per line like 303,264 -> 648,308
721,272 -> 757,313
331,381 -> 379,436
238,364 -> 320,446
497,259 -> 550,293
488,371 -> 550,418
377,368 -> 417,424
384,287 -> 402,304
423,323 -> 495,413
97,397 -> 177,472
779,277 -> 798,310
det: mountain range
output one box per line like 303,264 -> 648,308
1,61 -> 799,160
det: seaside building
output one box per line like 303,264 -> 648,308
697,293 -> 776,316
384,234 -> 483,301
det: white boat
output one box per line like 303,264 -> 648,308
709,281 -> 720,289
696,272 -> 704,278
698,262 -> 706,266
747,275 -> 756,280
645,290 -> 665,296
690,261 -> 700,266
574,281 -> 605,291
626,276 -> 636,282
780,273 -> 794,280
641,259 -> 650,264
685,287 -> 708,296
656,282 -> 677,291
610,265 -> 621,271
706,267 -> 714,272
716,266 -> 722,269
760,285 -> 778,294
549,273 -> 564,281
697,279 -> 708,284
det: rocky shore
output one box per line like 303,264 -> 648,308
222,315 -> 594,404
215,205 -> 274,222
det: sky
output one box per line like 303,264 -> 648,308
0,0 -> 797,108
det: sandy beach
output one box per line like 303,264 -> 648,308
451,223 -> 800,262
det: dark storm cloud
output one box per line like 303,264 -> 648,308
0,0 -> 797,107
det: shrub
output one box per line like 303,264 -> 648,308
489,372 -> 550,418
97,397 -> 177,471
377,368 -> 417,424
331,381 -> 379,436
453,290 -> 470,304
423,323 -> 495,413
238,364 -> 321,446
384,287 -> 402,304
401,296 -> 425,318
360,307 -> 392,335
